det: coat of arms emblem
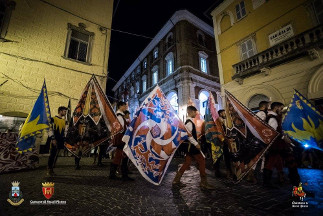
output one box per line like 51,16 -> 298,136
42,182 -> 55,199
7,181 -> 24,206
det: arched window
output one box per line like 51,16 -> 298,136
248,94 -> 269,111
153,47 -> 159,59
199,90 -> 209,118
142,75 -> 147,92
167,91 -> 179,114
165,52 -> 174,75
198,51 -> 208,73
130,86 -> 134,96
152,65 -> 158,85
196,30 -> 205,46
136,81 -> 140,94
143,58 -> 147,69
166,32 -> 174,48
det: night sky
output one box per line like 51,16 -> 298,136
106,0 -> 218,100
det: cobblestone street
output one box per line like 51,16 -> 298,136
0,156 -> 322,216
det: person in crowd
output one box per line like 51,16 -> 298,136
213,110 -> 232,179
173,106 -> 215,189
109,101 -> 134,181
47,106 -> 68,176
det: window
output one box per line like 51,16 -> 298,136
130,86 -> 134,96
64,23 -> 94,63
199,91 -> 209,119
152,71 -> 158,85
166,91 -> 179,114
0,0 -> 15,39
136,66 -> 141,74
198,51 -> 208,73
143,59 -> 147,69
235,1 -> 246,20
314,0 -> 323,24
166,32 -> 174,48
196,30 -> 205,46
165,52 -> 174,75
152,65 -> 158,85
153,47 -> 159,59
240,39 -> 256,60
142,75 -> 147,92
136,81 -> 140,94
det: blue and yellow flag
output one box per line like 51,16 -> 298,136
16,80 -> 51,152
282,90 -> 323,150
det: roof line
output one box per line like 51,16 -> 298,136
112,9 -> 215,91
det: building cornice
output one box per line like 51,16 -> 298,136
210,0 -> 235,17
112,10 -> 215,91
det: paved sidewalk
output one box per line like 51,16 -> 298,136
0,156 -> 322,216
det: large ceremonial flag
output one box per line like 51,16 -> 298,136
123,86 -> 191,185
65,75 -> 123,157
283,90 -> 323,150
204,93 -> 223,164
16,80 -> 51,152
225,90 -> 279,182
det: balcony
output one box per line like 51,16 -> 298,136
232,25 -> 323,82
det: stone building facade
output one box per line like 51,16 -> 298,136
0,0 -> 113,120
112,10 -> 221,121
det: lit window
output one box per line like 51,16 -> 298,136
142,75 -> 147,92
200,58 -> 207,73
152,71 -> 158,85
0,0 -> 15,39
143,59 -> 147,69
153,47 -> 159,59
240,39 -> 256,60
235,1 -> 246,20
64,23 -> 94,63
136,81 -> 140,94
130,86 -> 134,96
198,51 -> 208,73
165,52 -> 174,75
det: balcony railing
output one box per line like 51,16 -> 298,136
232,24 -> 323,81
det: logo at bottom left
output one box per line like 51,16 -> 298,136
7,181 -> 24,206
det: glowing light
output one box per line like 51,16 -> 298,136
304,144 -> 309,148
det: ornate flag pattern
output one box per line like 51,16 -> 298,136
204,93 -> 223,164
123,86 -> 191,185
65,75 -> 123,157
225,90 -> 279,182
0,132 -> 38,174
16,80 -> 51,153
282,89 -> 323,150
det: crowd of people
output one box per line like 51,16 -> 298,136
44,99 -> 319,190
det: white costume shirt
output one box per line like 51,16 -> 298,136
185,117 -> 199,146
116,110 -> 125,128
